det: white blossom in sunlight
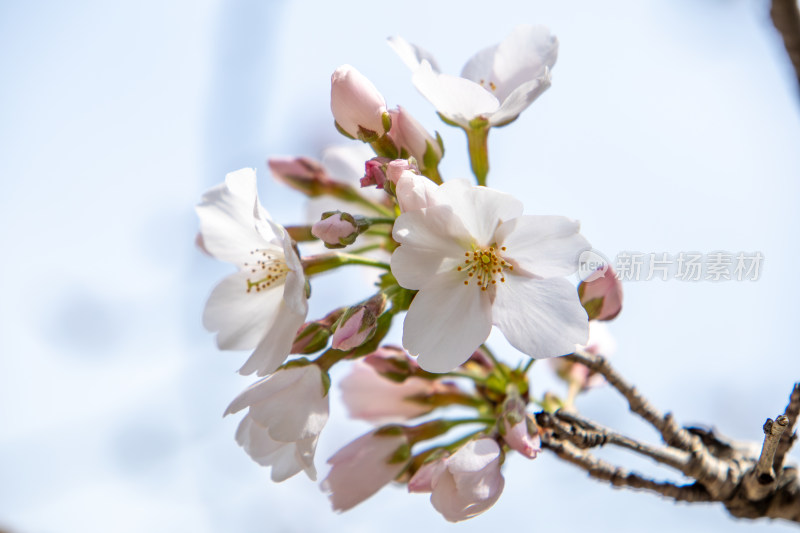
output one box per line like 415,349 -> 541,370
196,168 -> 308,376
225,364 -> 329,481
389,25 -> 557,129
391,175 -> 590,372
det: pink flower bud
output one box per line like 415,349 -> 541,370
291,309 -> 345,354
268,156 -> 331,196
361,157 -> 391,188
363,345 -> 415,378
340,360 -> 451,423
388,106 -> 442,170
579,266 -> 623,321
503,416 -> 541,459
552,322 -> 614,390
331,308 -> 374,351
410,438 -> 505,522
331,65 -> 389,142
386,159 -> 416,185
311,211 -> 360,248
408,454 -> 448,493
321,429 -> 410,511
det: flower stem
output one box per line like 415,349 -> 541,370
481,344 -> 509,380
465,120 -> 490,186
302,252 -> 390,276
365,217 -> 396,226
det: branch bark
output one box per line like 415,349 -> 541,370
543,357 -> 800,524
771,0 -> 800,90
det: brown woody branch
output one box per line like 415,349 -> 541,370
772,0 -> 800,90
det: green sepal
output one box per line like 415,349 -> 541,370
334,120 -> 356,140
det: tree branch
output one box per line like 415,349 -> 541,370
774,383 -> 800,472
771,0 -> 800,91
542,435 -> 713,503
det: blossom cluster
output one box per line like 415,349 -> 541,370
196,25 -> 624,522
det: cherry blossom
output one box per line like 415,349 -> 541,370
389,25 -> 557,129
390,176 -> 590,372
224,364 -> 329,481
196,168 -> 307,376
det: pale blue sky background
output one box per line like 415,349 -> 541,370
1,1 -> 799,531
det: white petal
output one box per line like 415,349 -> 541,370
247,366 -> 329,441
412,61 -> 499,129
235,416 -> 305,482
489,25 -> 557,102
395,171 -> 440,212
495,215 -> 590,278
489,71 -> 551,127
225,366 -> 304,415
459,43 -> 500,90
391,206 -> 472,290
202,270 -> 283,350
402,273 -> 493,373
238,304 -> 306,376
388,36 -> 441,72
196,168 -> 272,264
493,276 -> 588,358
280,232 -> 308,317
434,180 -> 523,246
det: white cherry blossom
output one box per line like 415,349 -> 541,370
390,176 -> 589,372
389,25 -> 557,129
197,168 -> 308,376
225,364 -> 329,481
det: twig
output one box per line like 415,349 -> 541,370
542,435 -> 713,503
564,352 -> 696,451
551,409 -> 691,473
771,0 -> 800,91
774,383 -> 800,472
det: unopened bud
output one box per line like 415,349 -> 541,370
331,65 -> 390,142
361,157 -> 392,189
331,294 -> 387,351
291,308 -> 345,354
388,106 -> 443,172
267,156 -> 331,197
579,266 -> 623,321
311,210 -> 368,249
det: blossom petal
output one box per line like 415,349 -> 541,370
235,416 -> 305,481
493,276 -> 588,358
402,273 -> 493,373
239,304 -> 308,376
495,215 -> 590,278
203,270 -> 283,350
391,206 -> 472,290
487,25 -> 557,102
412,61 -> 499,129
388,36 -> 441,72
395,171 -> 440,212
489,71 -> 551,127
196,168 -> 275,264
434,180 -> 523,246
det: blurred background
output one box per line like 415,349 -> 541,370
1,0 -> 799,531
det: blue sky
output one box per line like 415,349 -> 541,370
1,1 -> 799,531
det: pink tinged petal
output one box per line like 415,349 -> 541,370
402,272 -> 493,373
503,419 -> 541,459
196,168 -> 274,264
412,61 -> 499,129
434,180 -> 523,245
388,106 -> 442,163
493,276 -> 589,359
340,362 -> 437,423
580,266 -> 623,321
408,457 -> 448,493
322,432 -> 408,512
391,206 -> 472,290
489,70 -> 551,127
431,439 -> 504,522
394,171 -> 440,212
387,36 -> 441,72
495,215 -> 590,278
330,65 -> 388,138
202,270 -> 283,350
238,302 -> 307,376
